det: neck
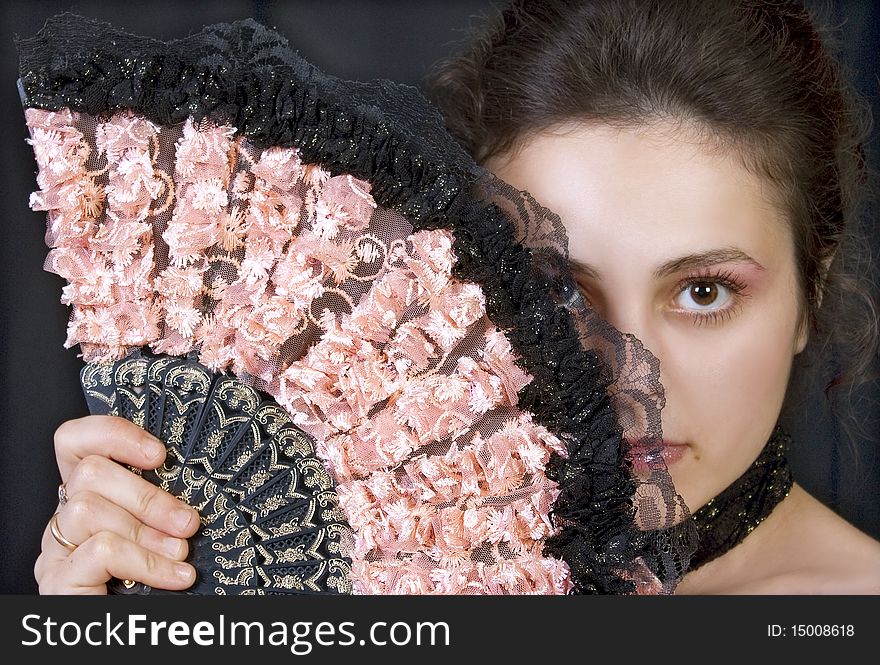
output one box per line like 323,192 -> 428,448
671,425 -> 795,592
674,483 -> 808,594
687,425 -> 793,571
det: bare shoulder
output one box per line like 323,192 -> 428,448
759,484 -> 880,594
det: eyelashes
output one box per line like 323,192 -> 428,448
674,269 -> 749,327
570,267 -> 752,328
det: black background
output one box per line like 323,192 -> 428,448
1,0 -> 878,595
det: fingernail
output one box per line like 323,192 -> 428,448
173,508 -> 193,530
141,436 -> 164,462
176,563 -> 194,581
163,536 -> 185,558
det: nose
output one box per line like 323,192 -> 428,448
585,298 -> 667,438
593,296 -> 659,356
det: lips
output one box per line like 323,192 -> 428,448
624,438 -> 687,473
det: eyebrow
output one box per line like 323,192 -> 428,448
568,247 -> 766,280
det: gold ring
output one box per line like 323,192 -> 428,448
57,482 -> 68,506
49,512 -> 77,552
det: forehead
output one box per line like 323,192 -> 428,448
489,122 -> 793,270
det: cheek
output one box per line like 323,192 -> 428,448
660,301 -> 799,511
664,294 -> 799,445
696,328 -> 791,415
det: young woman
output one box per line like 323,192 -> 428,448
427,0 -> 880,592
31,0 -> 880,593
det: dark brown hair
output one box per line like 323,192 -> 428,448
427,0 -> 878,441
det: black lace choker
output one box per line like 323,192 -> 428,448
687,425 -> 793,571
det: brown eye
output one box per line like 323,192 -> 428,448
675,280 -> 733,313
690,282 -> 718,306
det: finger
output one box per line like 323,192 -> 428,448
40,492 -> 189,563
54,415 -> 165,480
39,531 -> 196,595
34,548 -> 56,587
38,513 -> 79,570
66,455 -> 199,538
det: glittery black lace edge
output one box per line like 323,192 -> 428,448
17,13 -> 693,594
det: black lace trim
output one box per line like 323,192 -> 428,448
17,13 -> 694,593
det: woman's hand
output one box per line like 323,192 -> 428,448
35,415 -> 200,594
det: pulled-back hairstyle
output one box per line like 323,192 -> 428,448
427,0 -> 877,443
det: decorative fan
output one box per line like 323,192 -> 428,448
81,351 -> 352,594
18,13 -> 697,594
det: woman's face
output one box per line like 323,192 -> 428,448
488,121 -> 807,511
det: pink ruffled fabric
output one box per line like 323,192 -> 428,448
26,107 -> 573,594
